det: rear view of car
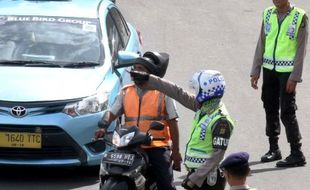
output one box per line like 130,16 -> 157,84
0,0 -> 141,166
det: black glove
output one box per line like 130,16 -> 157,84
181,178 -> 197,190
98,120 -> 110,129
129,70 -> 149,83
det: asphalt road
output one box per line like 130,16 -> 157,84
1,0 -> 310,190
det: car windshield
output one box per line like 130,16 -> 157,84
0,15 -> 103,67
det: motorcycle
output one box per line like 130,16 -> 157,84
98,121 -> 165,190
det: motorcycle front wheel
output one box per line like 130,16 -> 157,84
100,177 -> 131,190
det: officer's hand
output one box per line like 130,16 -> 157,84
95,128 -> 106,139
130,70 -> 149,83
181,178 -> 196,190
286,79 -> 297,94
250,75 -> 259,90
171,150 -> 182,172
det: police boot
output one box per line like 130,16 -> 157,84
261,138 -> 282,162
276,143 -> 306,167
261,149 -> 282,162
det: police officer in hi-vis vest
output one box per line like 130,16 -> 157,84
130,69 -> 234,190
95,52 -> 182,190
251,0 -> 308,167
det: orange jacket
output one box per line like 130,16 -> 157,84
123,84 -> 171,148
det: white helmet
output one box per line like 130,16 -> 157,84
190,70 -> 225,104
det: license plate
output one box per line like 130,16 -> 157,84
0,132 -> 42,149
103,152 -> 135,166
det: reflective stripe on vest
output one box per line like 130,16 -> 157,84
125,115 -> 164,122
263,6 -> 305,72
184,103 -> 234,169
123,85 -> 171,148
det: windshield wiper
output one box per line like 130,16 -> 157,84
25,61 -> 62,67
63,61 -> 100,68
0,60 -> 62,67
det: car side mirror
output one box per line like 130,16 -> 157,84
114,50 -> 139,69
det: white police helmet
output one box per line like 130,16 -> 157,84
190,70 -> 225,104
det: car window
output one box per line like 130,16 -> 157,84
109,8 -> 130,47
106,12 -> 123,64
0,15 -> 103,65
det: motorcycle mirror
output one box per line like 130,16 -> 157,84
114,50 -> 140,69
149,121 -> 164,131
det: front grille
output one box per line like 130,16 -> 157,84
0,147 -> 78,159
0,125 -> 86,162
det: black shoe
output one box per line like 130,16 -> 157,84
276,154 -> 306,167
261,150 -> 282,162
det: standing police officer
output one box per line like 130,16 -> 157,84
250,0 -> 308,167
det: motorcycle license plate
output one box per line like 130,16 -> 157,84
103,152 -> 135,166
0,132 -> 42,149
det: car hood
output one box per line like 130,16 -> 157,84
0,67 -> 105,102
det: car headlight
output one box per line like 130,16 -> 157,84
112,131 -> 135,147
63,93 -> 108,117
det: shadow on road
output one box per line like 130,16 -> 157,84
0,166 -> 99,190
249,161 -> 265,166
248,160 -> 289,175
250,167 -> 287,174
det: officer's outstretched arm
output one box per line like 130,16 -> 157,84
146,74 -> 198,111
130,70 -> 199,111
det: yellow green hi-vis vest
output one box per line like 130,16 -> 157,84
184,104 -> 234,169
263,6 -> 305,72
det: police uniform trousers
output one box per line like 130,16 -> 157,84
261,68 -> 302,146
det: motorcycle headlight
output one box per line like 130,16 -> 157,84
112,131 -> 135,147
112,131 -> 120,146
63,93 -> 108,117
